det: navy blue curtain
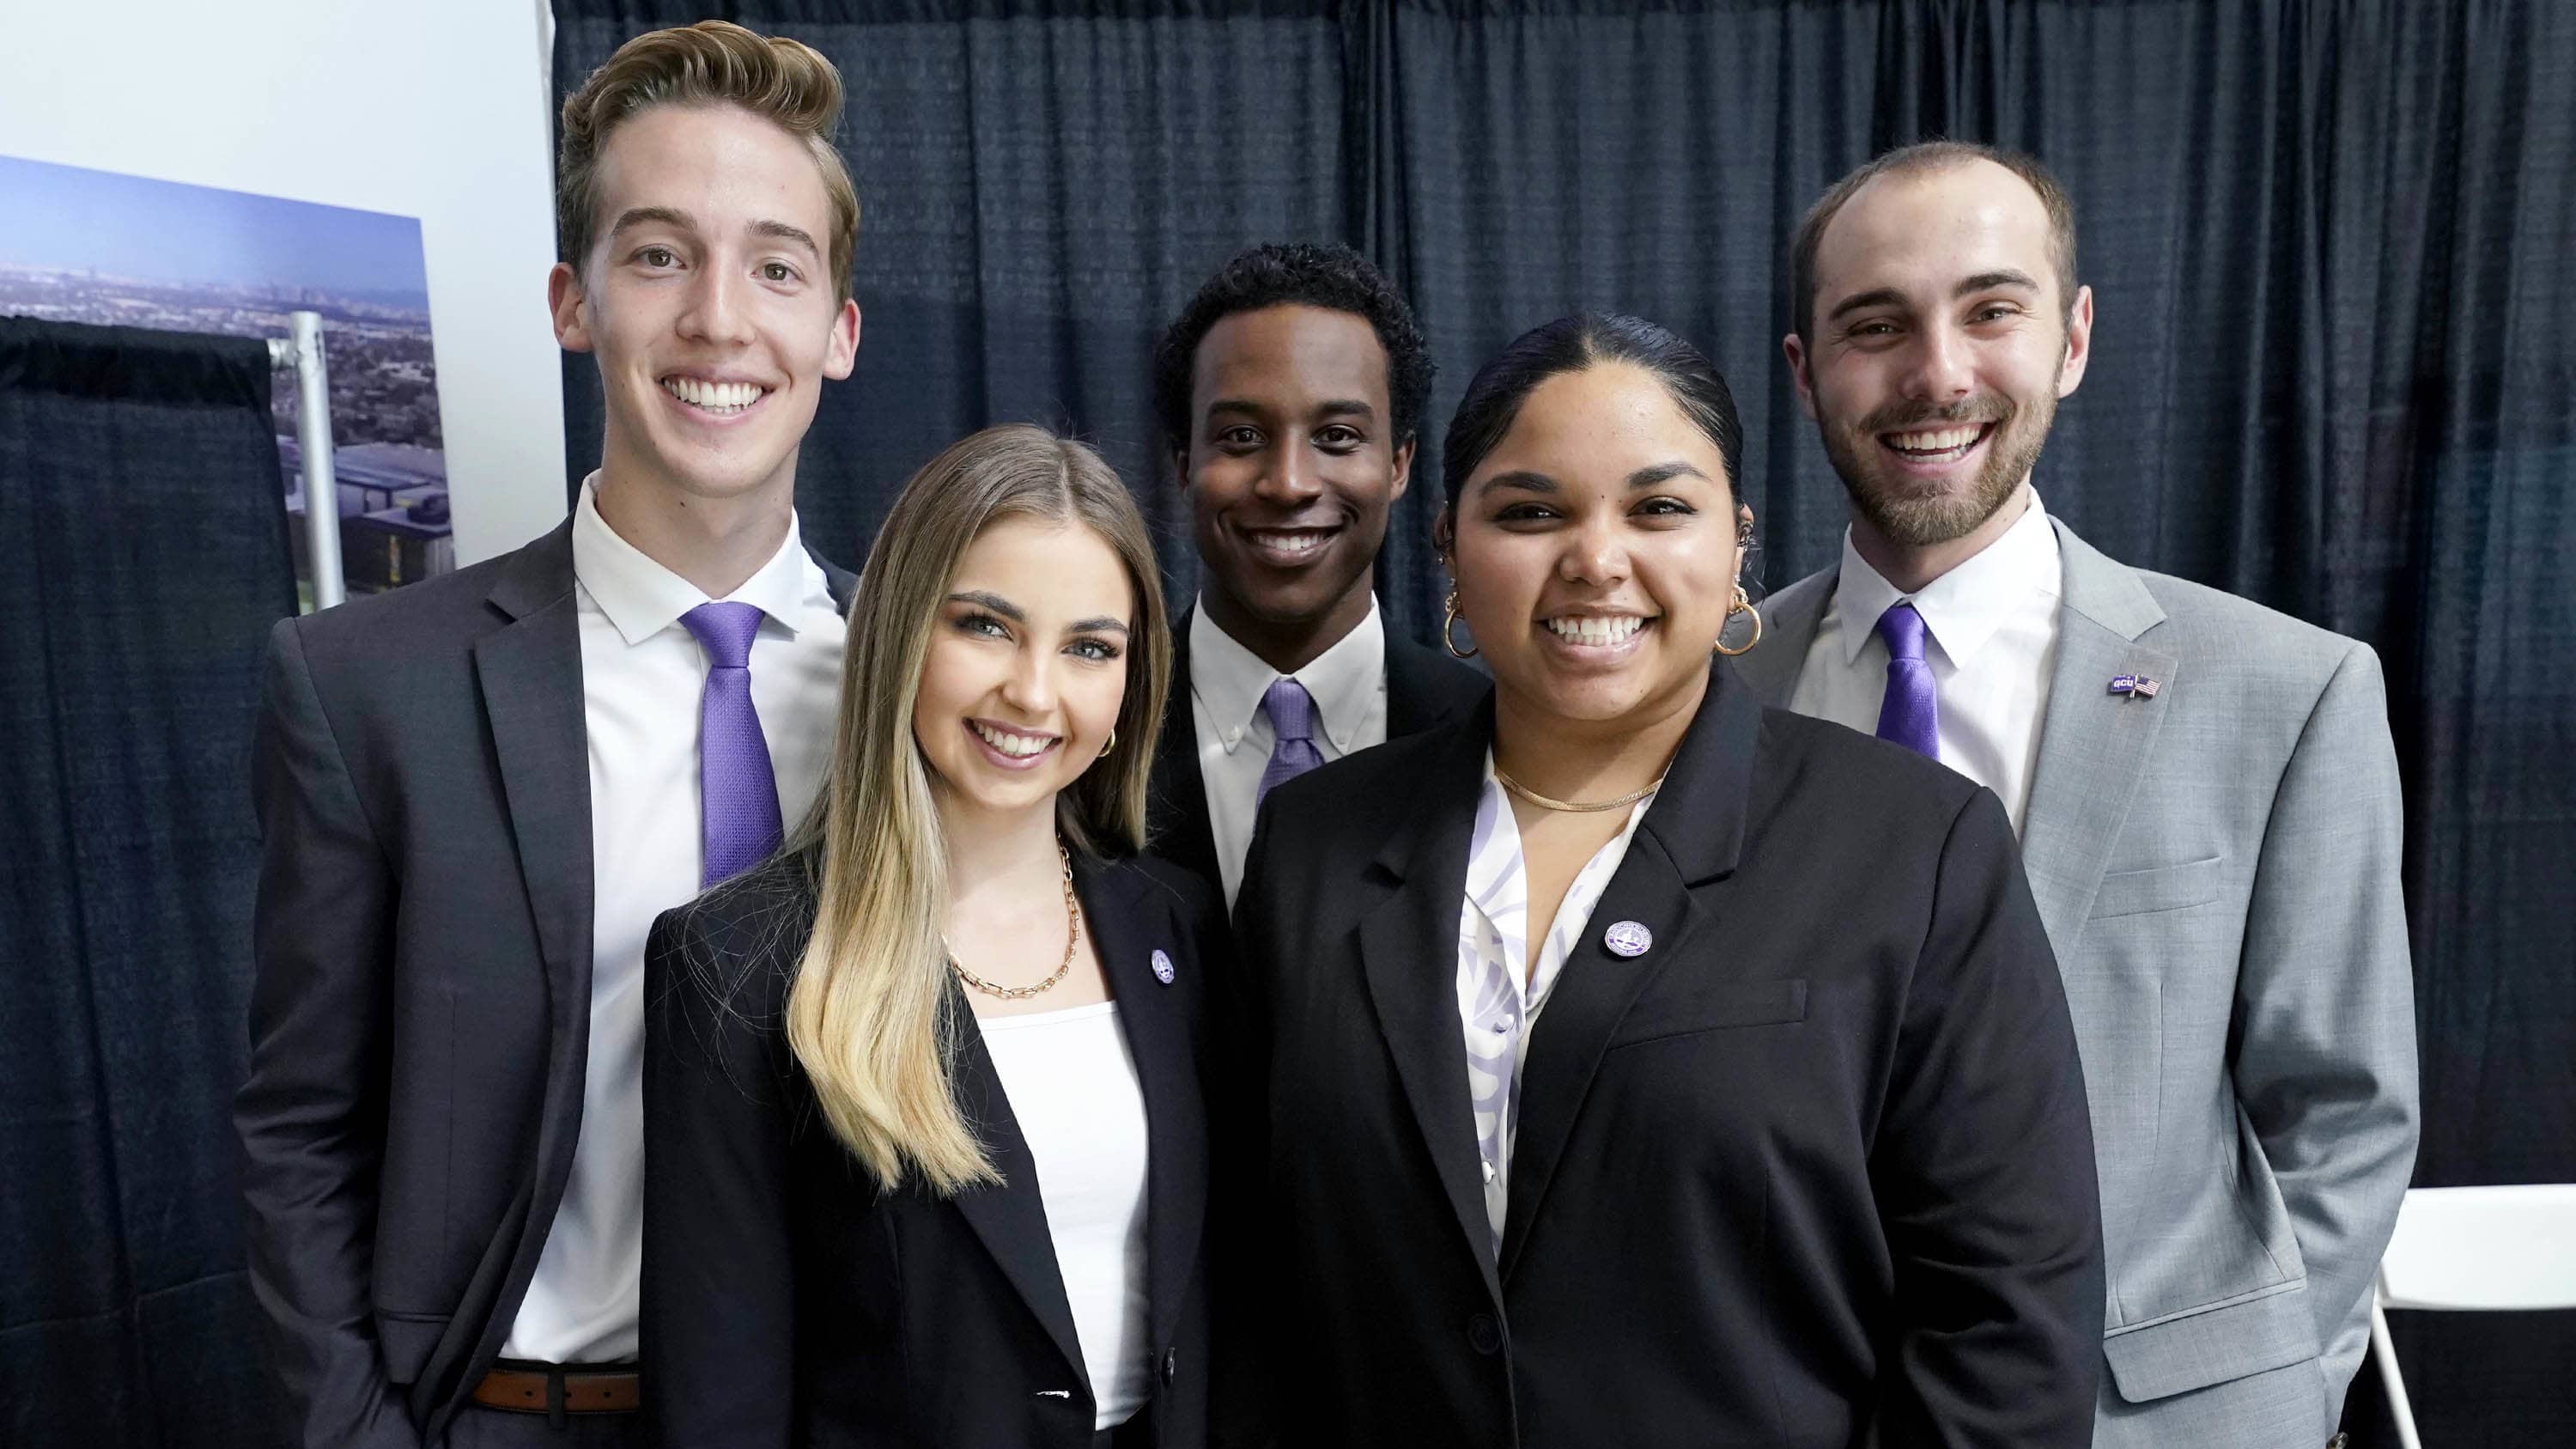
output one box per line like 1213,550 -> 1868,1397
555,3 -> 2576,1442
0,318 -> 293,1446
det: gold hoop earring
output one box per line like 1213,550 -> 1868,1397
1097,725 -> 1116,760
1442,587 -> 1479,660
1713,584 -> 1764,656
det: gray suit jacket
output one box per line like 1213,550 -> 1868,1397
1737,519 -> 2417,1446
235,520 -> 855,1447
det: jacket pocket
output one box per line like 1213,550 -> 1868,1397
2101,1277 -> 2318,1402
2089,855 -> 2223,920
376,1308 -> 449,1386
1607,979 -> 1807,1050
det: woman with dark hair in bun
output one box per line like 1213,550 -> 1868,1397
1216,314 -> 2105,1448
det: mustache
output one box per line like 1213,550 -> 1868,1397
1855,397 -> 2015,433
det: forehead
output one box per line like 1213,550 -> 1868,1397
1193,304 -> 1390,411
951,515 -> 1133,613
590,100 -> 835,236
1814,159 -> 2057,306
1480,362 -> 1724,484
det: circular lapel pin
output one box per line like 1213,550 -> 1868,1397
1603,921 -> 1653,959
1151,949 -> 1176,985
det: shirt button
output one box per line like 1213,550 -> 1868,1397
1224,728 -> 1242,746
1161,1347 -> 1178,1386
1467,1312 -> 1504,1355
1480,1160 -> 1498,1184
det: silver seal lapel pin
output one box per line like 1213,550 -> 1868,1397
1603,921 -> 1653,959
1151,948 -> 1176,985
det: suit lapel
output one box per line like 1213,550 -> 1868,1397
2017,522 -> 2177,953
1084,859 -> 1207,1355
947,1002 -> 1091,1386
1147,617 -> 1222,890
1354,703 -> 1504,1302
1499,665 -> 1757,1281
1384,631 -> 1489,736
1731,568 -> 1832,707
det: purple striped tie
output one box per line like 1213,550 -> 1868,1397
1255,677 -> 1327,807
680,601 -> 783,886
1874,602 -> 1941,760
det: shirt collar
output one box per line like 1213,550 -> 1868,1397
1189,596 -> 1388,756
570,472 -> 820,647
1833,488 -> 2062,668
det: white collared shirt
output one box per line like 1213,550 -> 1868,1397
1786,488 -> 2063,834
501,475 -> 845,1363
1189,598 -> 1389,906
1455,758 -> 1655,1250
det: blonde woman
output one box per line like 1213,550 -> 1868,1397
641,424 -> 1223,1449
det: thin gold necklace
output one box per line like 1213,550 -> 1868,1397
948,840 -> 1080,1000
1494,768 -> 1663,814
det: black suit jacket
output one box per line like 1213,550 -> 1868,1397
1220,662 -> 2105,1448
234,521 -> 855,1447
1145,606 -> 1488,892
641,849 -> 1228,1448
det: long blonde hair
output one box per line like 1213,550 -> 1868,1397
788,423 -> 1170,1193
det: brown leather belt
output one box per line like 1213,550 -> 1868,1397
471,1364 -> 641,1416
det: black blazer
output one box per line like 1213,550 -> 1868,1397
1146,605 -> 1489,892
234,521 -> 854,1447
1219,661 -> 2105,1448
641,849 -> 1228,1448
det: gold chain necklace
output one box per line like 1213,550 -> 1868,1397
1494,768 -> 1662,814
948,841 -> 1080,1000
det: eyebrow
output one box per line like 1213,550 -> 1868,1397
1204,398 -> 1378,420
948,591 -> 1130,635
1827,269 -> 2045,323
609,206 -> 696,238
750,218 -> 822,260
1478,460 -> 1711,496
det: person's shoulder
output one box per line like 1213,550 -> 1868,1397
1756,704 -> 1987,820
1385,627 -> 1492,712
653,850 -> 820,1008
1271,718 -> 1455,822
272,529 -> 568,673
1115,850 -> 1224,930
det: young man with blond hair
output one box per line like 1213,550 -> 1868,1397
236,21 -> 862,1446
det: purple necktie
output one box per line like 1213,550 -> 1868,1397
680,601 -> 783,886
1255,677 -> 1327,808
1874,602 -> 1941,760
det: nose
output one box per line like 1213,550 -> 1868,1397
1904,321 -> 1975,406
677,262 -> 756,348
1557,511 -> 1630,588
1249,438 -> 1323,508
999,645 -> 1058,718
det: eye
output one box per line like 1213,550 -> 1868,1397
1633,496 -> 1697,519
636,246 -> 681,270
1066,636 -> 1121,662
1217,425 -> 1264,450
761,261 -> 799,283
1315,423 -> 1364,451
956,612 -> 1010,641
1848,319 -> 1899,338
1492,502 -> 1559,524
1969,302 -> 2023,324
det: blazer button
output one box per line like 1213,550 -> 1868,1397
1161,1346 -> 1178,1386
1467,1312 -> 1503,1355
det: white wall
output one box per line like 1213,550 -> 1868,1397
0,0 -> 568,566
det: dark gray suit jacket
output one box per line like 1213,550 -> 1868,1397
1738,520 -> 2416,1446
234,520 -> 854,1447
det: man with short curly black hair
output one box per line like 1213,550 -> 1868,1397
1145,242 -> 1485,904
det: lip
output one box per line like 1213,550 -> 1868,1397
963,718 -> 1060,772
1233,523 -> 1344,570
1534,613 -> 1656,667
1876,420 -> 1996,477
657,374 -> 779,428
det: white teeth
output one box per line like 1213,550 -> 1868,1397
1253,530 -> 1329,557
662,377 -> 767,413
1889,424 -> 1984,454
1544,615 -> 1646,645
970,721 -> 1054,758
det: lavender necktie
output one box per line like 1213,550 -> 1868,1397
1874,601 -> 1941,760
1255,677 -> 1327,807
680,601 -> 783,886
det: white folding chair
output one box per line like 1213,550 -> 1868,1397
2369,1183 -> 2576,1449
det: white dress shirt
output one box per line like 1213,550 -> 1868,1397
501,475 -> 845,1363
977,1001 -> 1154,1428
1786,490 -> 2064,834
1189,598 -> 1389,905
1455,758 -> 1655,1248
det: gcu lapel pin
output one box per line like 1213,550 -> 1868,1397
1603,921 -> 1654,959
2108,673 -> 2162,700
1151,948 -> 1176,985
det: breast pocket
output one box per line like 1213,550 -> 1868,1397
2089,855 -> 2223,920
1607,979 -> 1808,1050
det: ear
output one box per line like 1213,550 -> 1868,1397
823,298 -> 862,381
1781,331 -> 1818,420
1171,447 -> 1192,493
549,263 -> 593,353
1387,435 -> 1416,504
1431,503 -> 1455,558
2055,283 -> 2094,399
